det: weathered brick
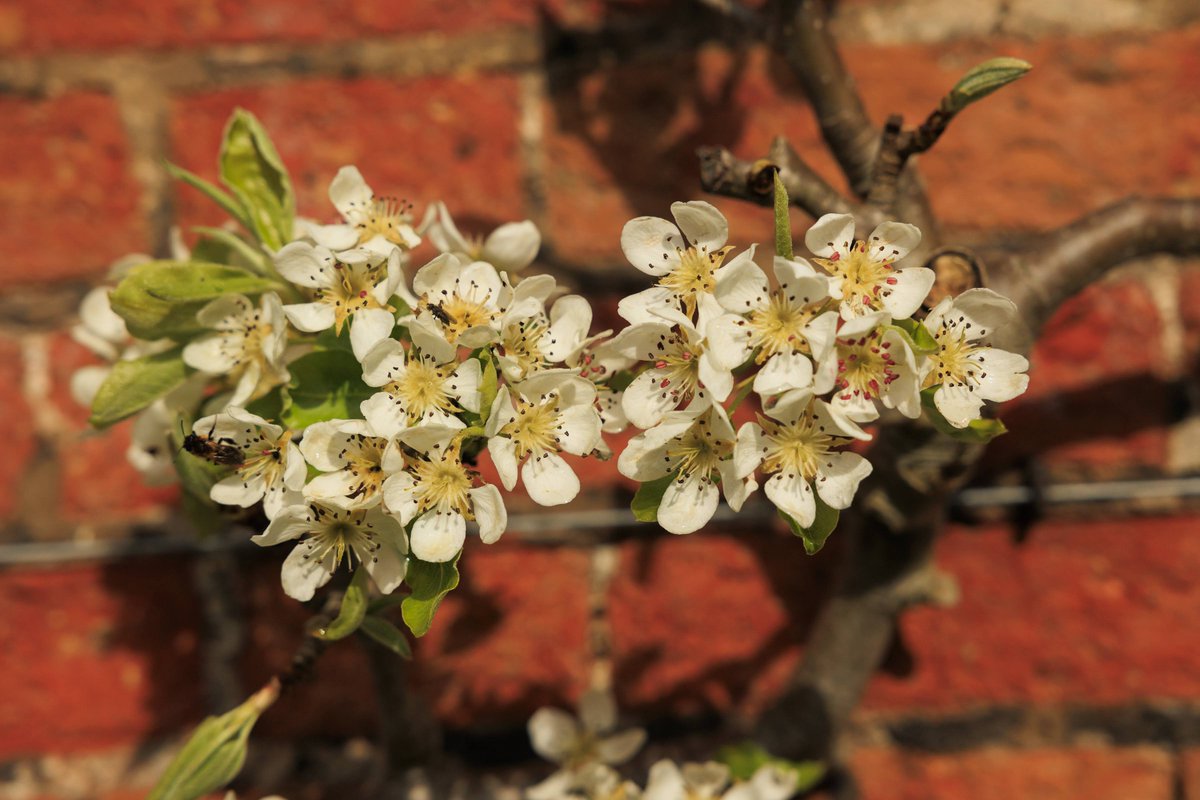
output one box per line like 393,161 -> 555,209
863,516 -> 1200,711
851,745 -> 1173,800
0,337 -> 36,521
0,92 -> 146,284
0,559 -> 205,756
0,1 -> 538,54
58,420 -> 180,524
168,75 -> 527,248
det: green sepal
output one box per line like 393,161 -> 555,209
631,473 -> 676,523
88,347 -> 193,428
401,553 -> 461,638
164,160 -> 252,231
606,369 -> 635,393
190,226 -> 271,274
281,349 -> 373,429
219,109 -> 295,250
920,386 -> 1008,442
945,57 -> 1032,113
146,680 -> 278,800
360,615 -> 413,659
773,170 -> 793,260
716,741 -> 826,792
108,260 -> 277,340
314,567 -> 370,641
778,494 -> 839,555
889,318 -> 939,355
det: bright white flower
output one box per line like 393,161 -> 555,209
498,294 -> 596,382
192,408 -> 306,519
124,375 -> 208,486
72,286 -> 129,361
825,311 -> 921,424
720,767 -> 798,800
920,288 -> 1030,427
252,501 -> 407,601
486,371 -> 602,507
408,253 -> 505,349
359,339 -> 481,438
307,165 -> 420,257
619,200 -> 755,322
275,242 -> 402,361
736,397 -> 871,528
618,401 -> 755,535
643,761 -> 730,800
300,419 -> 403,510
383,433 -> 506,562
804,213 -> 935,321
614,296 -> 732,430
182,293 -> 289,406
421,201 -> 541,272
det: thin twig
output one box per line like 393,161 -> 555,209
864,114 -> 904,210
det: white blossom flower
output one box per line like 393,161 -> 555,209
719,766 -> 798,800
486,371 -> 602,506
643,761 -> 731,800
182,292 -> 289,406
498,294 -> 596,382
275,242 -> 402,361
736,397 -> 871,529
191,408 -> 306,519
421,201 -> 541,272
252,501 -> 407,601
359,338 -> 481,438
804,213 -> 934,321
72,286 -> 129,362
408,253 -> 505,349
307,165 -> 420,257
383,433 -> 506,562
619,200 -> 755,322
825,311 -> 921,424
300,419 -> 403,510
920,288 -> 1030,427
618,401 -> 755,535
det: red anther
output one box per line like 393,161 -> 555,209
848,354 -> 857,361
582,354 -> 593,365
830,252 -> 841,262
681,351 -> 693,361
359,290 -> 368,298
660,378 -> 671,388
882,342 -> 892,349
862,296 -> 871,305
886,277 -> 898,285
869,379 -> 880,393
655,360 -> 668,369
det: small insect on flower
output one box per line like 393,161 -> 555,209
181,420 -> 245,467
426,301 -> 456,326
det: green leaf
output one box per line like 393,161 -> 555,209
478,351 -> 499,418
89,347 -> 193,428
945,57 -> 1032,113
631,473 -> 676,523
360,615 -> 413,659
191,226 -> 270,274
108,260 -> 277,340
219,109 -> 294,250
773,171 -> 793,260
164,161 -> 251,230
606,369 -> 635,393
243,387 -> 285,423
401,554 -> 461,638
315,567 -> 370,641
890,318 -> 939,355
366,593 -> 406,615
147,681 -> 278,800
716,741 -> 826,792
778,494 -> 839,555
281,349 -> 373,429
920,387 -> 1009,443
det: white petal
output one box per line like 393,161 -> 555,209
543,295 -> 592,362
450,358 -> 482,413
360,392 -> 407,440
934,384 -> 984,428
283,302 -> 336,333
815,451 -> 872,510
360,338 -> 406,387
596,729 -> 647,766
279,544 -> 335,602
329,165 -> 373,218
210,474 -> 265,508
308,223 -> 360,252
349,307 -> 396,362
698,352 -> 733,402
683,763 -> 730,797
657,473 -> 718,534
275,241 -> 335,289
469,484 -> 507,544
482,220 -> 541,271
868,220 -> 922,261
671,200 -> 728,252
734,422 -> 766,480
522,452 -> 580,506
804,213 -> 855,259
617,285 -> 678,326
527,708 -> 579,764
765,472 -> 816,528
621,216 -> 684,276
410,510 -> 466,562
706,313 -> 753,371
196,294 -> 252,329
644,761 -> 687,800
880,267 -> 936,320
70,365 -> 109,407
361,514 -> 408,594
975,348 -> 1030,402
773,255 -> 820,285
753,351 -> 814,397
555,403 -> 602,456
251,505 -> 311,546
182,334 -> 237,373
488,436 -> 520,491
713,256 -> 769,314
382,471 -> 420,524
622,370 -> 679,430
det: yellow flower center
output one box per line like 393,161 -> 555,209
835,330 -> 899,402
341,433 -> 390,505
748,290 -> 821,361
664,412 -> 728,481
760,409 -> 848,482
413,445 -> 474,516
315,262 -> 393,335
300,504 -> 380,570
387,358 -> 457,423
356,196 -> 416,248
237,430 -> 290,488
816,241 -> 897,313
422,293 -> 496,345
924,317 -> 984,390
501,394 -> 562,457
659,245 -> 732,317
501,315 -> 549,377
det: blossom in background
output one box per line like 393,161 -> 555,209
275,242 -> 403,360
383,430 -> 506,562
619,201 -> 755,323
359,338 -> 481,438
252,501 -> 407,601
804,213 -> 935,321
921,288 -> 1030,427
191,408 -> 306,519
643,761 -> 797,800
421,200 -> 541,272
486,371 -> 602,506
307,165 -> 420,256
182,292 -> 289,406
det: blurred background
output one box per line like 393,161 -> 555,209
1,0 -> 1199,797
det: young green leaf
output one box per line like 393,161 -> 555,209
716,740 -> 826,792
164,161 -> 252,230
89,348 -> 193,428
219,109 -> 295,250
945,57 -> 1032,113
773,170 -> 793,260
631,473 -> 676,523
478,351 -> 499,418
147,680 -> 278,800
778,495 -> 839,555
360,615 -> 413,659
108,260 -> 277,340
889,318 -> 939,355
315,567 -> 370,641
402,554 -> 461,638
281,349 -> 373,429
920,387 -> 1008,442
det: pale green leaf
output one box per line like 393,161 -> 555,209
773,171 -> 793,260
402,554 -> 461,638
779,495 -> 839,555
889,318 -> 939,355
315,567 -> 369,641
946,57 -> 1032,113
281,349 -> 373,429
164,161 -> 251,230
360,615 -> 413,659
716,740 -> 826,792
219,109 -> 294,250
89,348 -> 192,428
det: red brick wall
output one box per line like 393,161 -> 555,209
2,1 -> 1199,797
